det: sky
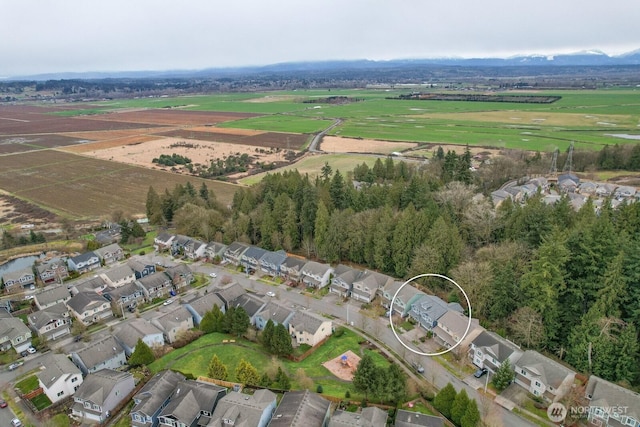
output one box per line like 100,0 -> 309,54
2,0 -> 640,78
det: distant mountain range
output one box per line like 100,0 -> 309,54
8,49 -> 640,81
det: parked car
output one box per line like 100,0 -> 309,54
11,418 -> 22,427
266,291 -> 276,297
20,351 -> 28,358
27,346 -> 36,354
411,362 -> 425,373
74,335 -> 84,342
209,272 -> 217,278
0,399 -> 7,408
163,299 -> 174,306
474,367 -> 488,378
8,361 -> 23,371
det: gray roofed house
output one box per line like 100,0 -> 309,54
329,407 -> 388,427
269,390 -> 331,427
351,270 -> 393,303
100,264 -> 136,288
260,249 -> 288,276
34,284 -> 71,310
151,305 -> 195,344
95,224 -> 122,245
288,311 -> 332,347
71,369 -> 135,423
394,410 -> 444,427
66,291 -> 112,326
0,317 -> 32,353
514,350 -> 576,402
114,319 -> 164,357
208,389 -> 277,427
127,258 -> 157,279
67,251 -> 100,274
215,282 -> 247,310
131,370 -> 186,427
614,185 -> 636,199
223,242 -> 250,266
28,302 -> 71,341
229,293 -> 267,325
183,238 -> 207,260
470,330 -> 522,374
71,335 -> 126,375
70,275 -> 109,295
490,189 -> 513,207
2,267 -> 35,291
433,310 -> 482,350
183,292 -> 226,326
279,257 -> 308,282
585,375 -> 640,427
154,232 -> 175,252
380,281 -> 425,317
170,234 -> 192,256
136,271 -> 173,301
36,258 -> 69,285
300,261 -> 334,289
330,264 -> 363,298
241,246 -> 268,273
255,301 -> 296,330
205,241 -> 228,261
408,295 -> 462,331
163,263 -> 194,290
36,352 -> 83,404
157,379 -> 227,427
103,281 -> 145,310
93,243 -> 125,265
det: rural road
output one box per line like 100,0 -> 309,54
308,118 -> 342,152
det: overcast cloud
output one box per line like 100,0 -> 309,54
2,0 -> 639,77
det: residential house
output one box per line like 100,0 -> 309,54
28,302 -> 71,341
254,301 -> 296,331
94,225 -> 122,246
228,293 -> 267,326
222,242 -> 250,266
34,284 -> 70,310
70,275 -> 109,295
351,270 -> 393,303
182,292 -> 225,327
205,242 -> 228,262
94,243 -> 125,265
100,264 -> 136,289
66,291 -> 112,326
209,389 -> 277,427
114,319 -> 164,357
394,410 -> 444,427
183,238 -> 207,260
151,305 -> 195,344
433,310 -> 482,350
259,249 -> 287,276
585,375 -> 640,427
279,257 -> 307,283
103,281 -> 146,313
214,282 -> 247,310
71,369 -> 135,423
0,317 -> 32,353
300,261 -> 334,289
596,183 -> 617,197
241,246 -> 268,274
329,407 -> 388,427
558,173 -> 579,193
67,251 -> 100,274
514,350 -> 576,402
380,281 -> 424,317
329,265 -> 362,298
137,272 -> 173,301
408,295 -> 463,331
469,330 -> 523,374
170,235 -> 192,257
128,258 -> 157,280
36,353 -> 83,404
289,311 -> 332,347
164,264 -> 194,291
269,390 -> 331,427
36,258 -> 69,285
154,232 -> 175,252
2,267 -> 36,292
156,379 -> 226,427
131,370 -> 186,427
71,335 -> 127,375
615,185 -> 637,199
490,189 -> 512,207
578,181 -> 598,195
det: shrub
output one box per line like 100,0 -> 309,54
316,385 -> 323,394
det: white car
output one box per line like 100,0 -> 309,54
266,291 -> 276,297
163,299 -> 174,306
27,346 -> 36,354
11,419 -> 22,427
209,273 -> 217,278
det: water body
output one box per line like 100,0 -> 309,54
0,254 -> 45,277
606,133 -> 640,140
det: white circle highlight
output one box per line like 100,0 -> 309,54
389,273 -> 472,357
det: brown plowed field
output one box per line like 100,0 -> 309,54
59,128 -> 168,141
92,109 -> 259,126
0,116 -> 162,136
62,135 -> 160,153
0,134 -> 90,154
186,126 -> 264,136
157,129 -> 308,150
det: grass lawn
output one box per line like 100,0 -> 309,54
30,393 -> 52,410
49,414 -> 71,427
401,400 -> 437,416
15,375 -> 39,394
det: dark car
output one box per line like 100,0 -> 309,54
20,350 -> 28,357
74,335 -> 84,342
474,367 -> 488,378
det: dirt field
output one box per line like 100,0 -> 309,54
92,109 -> 259,125
157,129 -> 308,150
320,136 -> 417,154
322,350 -> 361,381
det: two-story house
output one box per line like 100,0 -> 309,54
514,350 -> 576,402
164,264 -> 194,291
127,258 -> 157,280
330,407 -> 388,427
100,264 -> 136,288
94,243 -> 125,265
205,241 -> 227,262
214,282 -> 247,311
34,284 -> 71,310
222,241 -> 250,266
300,261 -> 334,289
28,302 -> 71,341
279,257 -> 308,283
131,370 -> 186,427
66,291 -> 112,326
330,264 -> 363,298
289,311 -> 332,347
351,270 -> 393,303
210,389 -> 277,427
259,249 -> 288,276
151,305 -> 195,345
585,375 -> 640,427
380,281 -> 425,317
154,232 -> 175,253
228,293 -> 266,326
71,335 -> 127,375
36,353 -> 83,404
182,292 -> 225,327
71,369 -> 135,423
241,246 -> 268,274
67,251 -> 100,274
114,319 -> 164,357
70,276 -> 109,295
156,379 -> 226,427
183,238 -> 207,260
137,272 -> 173,301
2,267 -> 36,292
36,258 -> 69,285
0,317 -> 32,353
270,390 -> 331,427
103,281 -> 146,313
170,235 -> 192,257
255,301 -> 296,331
408,294 -> 464,331
469,330 -> 523,374
394,410 -> 444,427
433,310 -> 482,350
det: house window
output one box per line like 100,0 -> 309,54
594,408 -> 604,417
521,369 -> 526,375
93,404 -> 100,410
57,391 -> 64,397
84,402 -> 91,409
535,381 -> 541,387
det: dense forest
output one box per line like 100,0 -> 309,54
146,154 -> 640,390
